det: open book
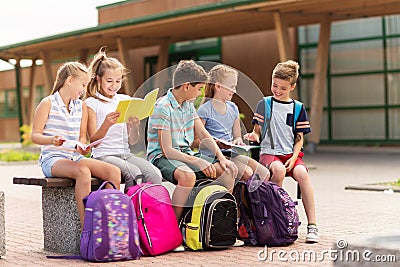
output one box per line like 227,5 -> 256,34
75,137 -> 107,150
214,137 -> 261,151
116,88 -> 159,123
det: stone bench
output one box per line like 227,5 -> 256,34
0,191 -> 5,258
12,177 -> 107,255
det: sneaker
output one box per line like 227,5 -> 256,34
306,224 -> 319,243
233,239 -> 245,247
172,245 -> 185,252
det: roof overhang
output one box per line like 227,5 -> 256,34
1,0 -> 400,61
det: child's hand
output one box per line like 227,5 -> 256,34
232,137 -> 245,146
243,132 -> 260,143
103,111 -> 120,128
196,158 -> 217,178
285,156 -> 296,172
52,135 -> 66,146
76,145 -> 91,156
127,116 -> 140,132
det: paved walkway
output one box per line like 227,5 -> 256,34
0,145 -> 400,266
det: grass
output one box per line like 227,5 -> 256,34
0,150 -> 39,162
378,178 -> 400,188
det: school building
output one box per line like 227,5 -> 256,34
1,0 -> 400,150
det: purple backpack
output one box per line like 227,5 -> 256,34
80,181 -> 141,262
234,175 -> 300,246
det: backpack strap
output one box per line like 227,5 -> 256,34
292,99 -> 303,134
261,96 -> 275,149
262,97 -> 303,141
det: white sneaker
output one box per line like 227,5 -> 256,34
172,245 -> 185,252
233,239 -> 245,247
306,225 -> 319,243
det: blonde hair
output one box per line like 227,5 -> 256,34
272,60 -> 299,85
85,46 -> 128,101
203,64 -> 238,103
50,62 -> 89,95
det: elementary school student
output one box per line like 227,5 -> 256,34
85,47 -> 163,187
146,60 -> 239,221
31,61 -> 121,228
196,64 -> 270,182
244,60 -> 319,243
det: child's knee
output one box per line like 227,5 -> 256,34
271,165 -> 286,178
293,166 -> 309,183
240,166 -> 253,181
175,171 -> 196,188
75,164 -> 92,178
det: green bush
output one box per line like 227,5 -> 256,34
0,150 -> 39,162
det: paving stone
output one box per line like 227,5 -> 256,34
1,145 -> 400,266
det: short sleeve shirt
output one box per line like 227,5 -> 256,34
146,89 -> 198,162
197,100 -> 239,141
197,100 -> 239,156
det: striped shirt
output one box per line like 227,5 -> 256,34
39,92 -> 83,164
146,89 -> 198,162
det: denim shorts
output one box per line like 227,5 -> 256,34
41,155 -> 85,177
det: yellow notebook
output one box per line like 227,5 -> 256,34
116,88 -> 159,123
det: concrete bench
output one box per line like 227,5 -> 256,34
0,191 -> 5,258
12,176 -> 106,255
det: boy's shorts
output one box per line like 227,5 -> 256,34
152,153 -> 218,185
41,155 -> 85,177
259,151 -> 308,177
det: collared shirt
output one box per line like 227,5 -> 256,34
85,93 -> 132,158
39,92 -> 82,164
147,89 -> 198,162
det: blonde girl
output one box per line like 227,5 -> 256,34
196,64 -> 270,182
31,61 -> 121,228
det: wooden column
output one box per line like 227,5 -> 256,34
117,37 -> 135,96
273,12 -> 297,99
15,60 -> 24,129
307,15 -> 332,152
27,60 -> 37,125
157,41 -> 169,72
273,12 -> 293,62
40,50 -> 53,94
153,41 -> 170,93
78,49 -> 89,64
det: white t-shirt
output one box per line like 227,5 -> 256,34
85,93 -> 132,158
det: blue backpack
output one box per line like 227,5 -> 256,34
261,96 -> 303,148
234,175 -> 301,246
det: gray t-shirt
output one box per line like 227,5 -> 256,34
252,97 -> 311,155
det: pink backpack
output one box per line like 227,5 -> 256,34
126,183 -> 182,256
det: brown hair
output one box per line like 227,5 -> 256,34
272,60 -> 299,85
85,46 -> 128,101
203,64 -> 238,103
50,62 -> 89,95
172,60 -> 208,89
